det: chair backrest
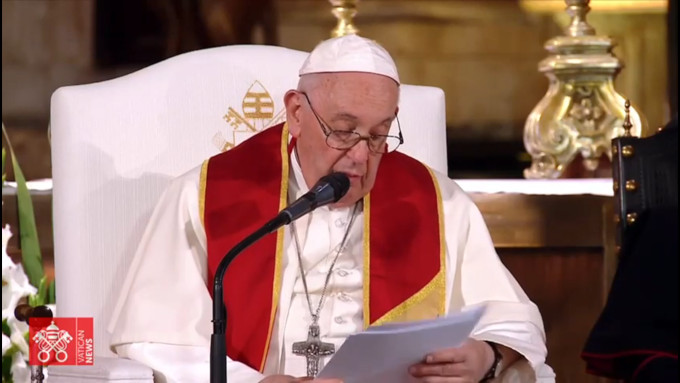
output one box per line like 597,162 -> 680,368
611,117 -> 678,253
50,44 -> 447,357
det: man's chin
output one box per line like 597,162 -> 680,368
331,190 -> 364,209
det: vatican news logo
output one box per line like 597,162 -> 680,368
28,317 -> 94,366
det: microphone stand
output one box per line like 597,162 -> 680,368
14,304 -> 53,383
210,214 -> 290,383
210,171 -> 348,382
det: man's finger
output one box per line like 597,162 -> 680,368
409,362 -> 469,377
412,376 -> 468,383
424,347 -> 467,364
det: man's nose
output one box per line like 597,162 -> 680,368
347,139 -> 370,163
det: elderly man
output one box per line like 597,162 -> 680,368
109,35 -> 554,382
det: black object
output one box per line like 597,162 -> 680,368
279,172 -> 350,224
14,304 -> 53,322
210,172 -> 350,383
583,117 -> 679,381
611,117 -> 678,253
14,304 -> 53,383
582,207 -> 678,381
480,341 -> 503,382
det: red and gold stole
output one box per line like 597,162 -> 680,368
201,122 -> 445,372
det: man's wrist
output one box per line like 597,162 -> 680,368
480,341 -> 503,382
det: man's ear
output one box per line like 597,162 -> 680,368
284,90 -> 303,137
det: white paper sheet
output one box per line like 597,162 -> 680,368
317,305 -> 486,382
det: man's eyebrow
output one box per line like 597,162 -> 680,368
380,116 -> 394,125
330,113 -> 394,125
330,112 -> 358,123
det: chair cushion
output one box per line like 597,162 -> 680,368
47,356 -> 154,382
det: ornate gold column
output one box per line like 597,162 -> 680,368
329,0 -> 360,37
523,0 -> 648,179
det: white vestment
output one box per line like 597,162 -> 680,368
109,148 -> 556,382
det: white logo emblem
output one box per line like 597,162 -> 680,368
33,321 -> 73,363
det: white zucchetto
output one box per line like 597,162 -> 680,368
299,34 -> 400,85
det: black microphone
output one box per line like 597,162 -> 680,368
210,172 -> 350,383
277,172 -> 351,225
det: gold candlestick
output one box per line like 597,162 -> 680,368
329,0 -> 359,37
523,0 -> 648,179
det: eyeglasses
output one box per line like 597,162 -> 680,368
301,92 -> 404,154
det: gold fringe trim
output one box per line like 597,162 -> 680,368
362,193 -> 372,329
371,272 -> 445,326
260,123 -> 290,371
428,166 -> 447,316
199,160 -> 209,226
369,167 -> 446,326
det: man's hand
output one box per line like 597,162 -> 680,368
408,339 -> 494,382
259,375 -> 343,383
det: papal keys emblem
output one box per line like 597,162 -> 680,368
212,81 -> 286,152
32,321 -> 73,363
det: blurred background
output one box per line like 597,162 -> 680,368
2,2 -> 676,381
2,0 -> 675,180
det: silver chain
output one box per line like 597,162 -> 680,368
290,202 -> 360,324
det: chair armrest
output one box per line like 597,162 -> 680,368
47,356 -> 154,382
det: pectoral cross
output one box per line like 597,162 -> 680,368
292,323 -> 335,377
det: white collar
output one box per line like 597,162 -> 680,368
289,146 -> 310,202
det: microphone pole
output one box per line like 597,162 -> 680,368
15,304 -> 53,383
210,172 -> 350,383
210,214 -> 287,383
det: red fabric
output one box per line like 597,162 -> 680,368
205,124 -> 285,370
367,151 -> 442,323
204,123 -> 442,370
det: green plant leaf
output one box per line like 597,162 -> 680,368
48,279 -> 56,305
1,319 -> 9,337
2,343 -> 19,382
2,123 -> 44,287
27,277 -> 48,307
34,277 -> 48,307
2,353 -> 13,382
28,294 -> 38,308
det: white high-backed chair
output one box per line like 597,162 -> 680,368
49,44 -> 447,381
